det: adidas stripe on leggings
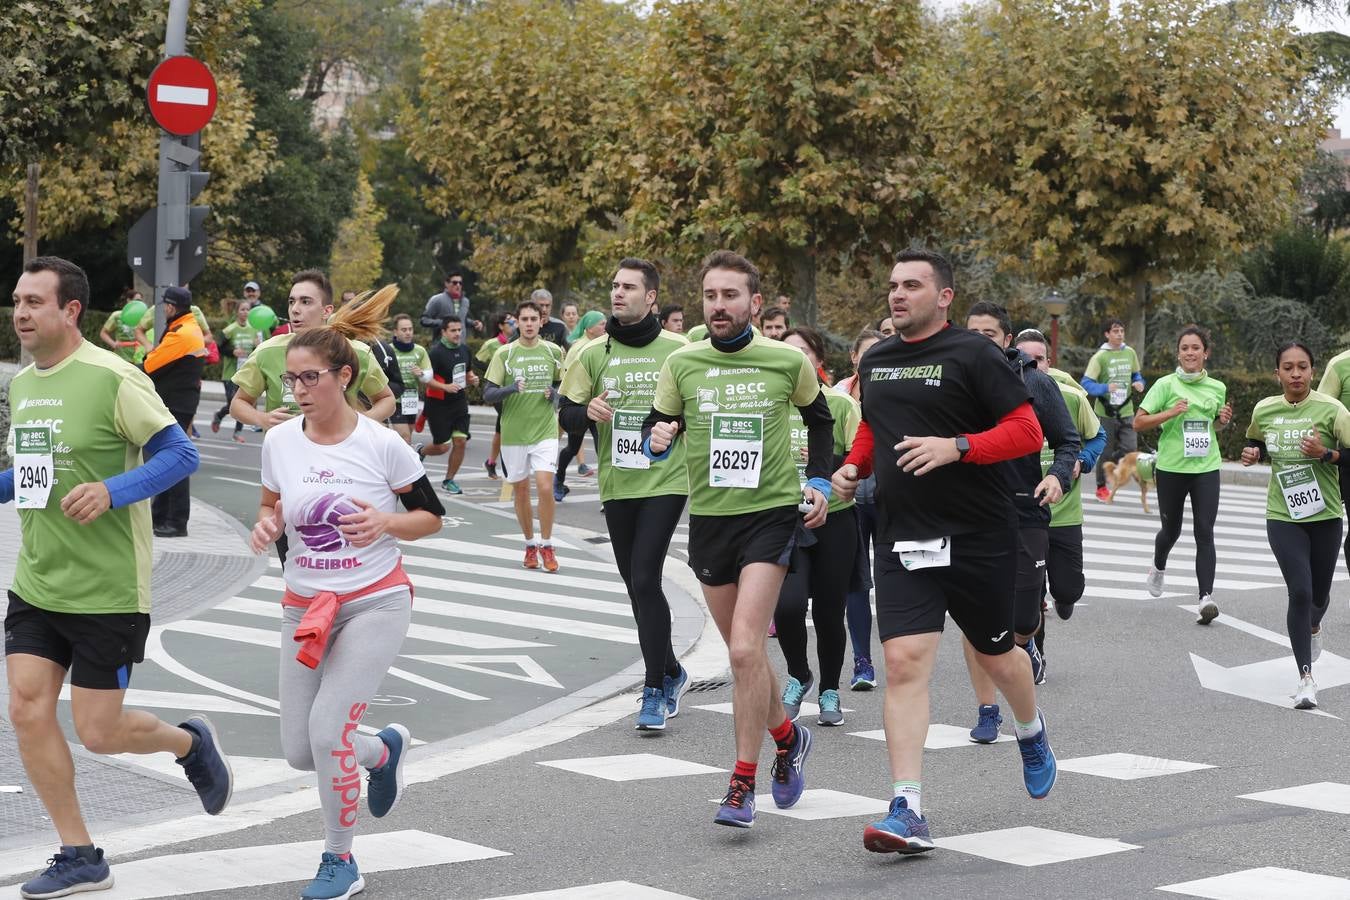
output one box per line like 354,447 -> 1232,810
1267,518 -> 1342,674
774,506 -> 858,693
281,589 -> 411,855
603,494 -> 687,689
1153,469 -> 1220,598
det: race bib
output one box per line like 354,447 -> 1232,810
1182,420 -> 1211,458
400,393 -> 420,416
14,425 -> 55,510
1108,383 -> 1128,406
452,363 -> 467,389
709,414 -> 762,488
893,537 -> 951,570
1279,465 -> 1326,520
611,409 -> 650,470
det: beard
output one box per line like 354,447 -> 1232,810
707,309 -> 752,339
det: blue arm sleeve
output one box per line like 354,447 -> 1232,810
1078,425 -> 1107,473
806,476 -> 833,502
642,436 -> 674,462
0,468 -> 12,504
1080,377 -> 1108,398
1131,372 -> 1145,386
104,424 -> 200,509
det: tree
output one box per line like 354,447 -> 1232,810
406,0 -> 639,299
931,0 -> 1330,363
329,171 -> 387,297
618,0 -> 934,326
1242,225 -> 1350,330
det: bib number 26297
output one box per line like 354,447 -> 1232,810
709,414 -> 763,488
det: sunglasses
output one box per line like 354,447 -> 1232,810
280,367 -> 341,389
449,280 -> 463,285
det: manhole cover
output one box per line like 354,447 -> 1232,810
584,536 -> 611,544
686,679 -> 730,693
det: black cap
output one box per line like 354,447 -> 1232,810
162,286 -> 192,308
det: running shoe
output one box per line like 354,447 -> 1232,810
767,621 -> 777,638
523,545 -> 539,569
553,483 -> 569,502
818,689 -> 844,726
190,425 -> 200,439
416,443 -> 427,461
540,545 -> 559,573
1024,638 -> 1046,686
366,724 -> 409,818
578,463 -> 594,476
969,703 -> 1002,744
1095,485 -> 1110,502
485,458 -> 499,480
781,674 -> 814,722
1146,566 -> 1165,598
1197,594 -> 1219,625
863,796 -> 934,854
1054,595 -> 1075,621
1017,711 -> 1057,799
441,479 -> 463,495
770,722 -> 812,809
415,411 -> 426,433
20,847 -> 113,899
1294,673 -> 1318,710
210,412 -> 222,434
635,686 -> 667,730
1313,626 -> 1325,664
663,664 -> 691,718
714,778 -> 755,828
301,852 -> 364,900
850,656 -> 876,691
232,435 -> 246,444
176,715 -> 233,815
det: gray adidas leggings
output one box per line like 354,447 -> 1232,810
280,589 -> 412,854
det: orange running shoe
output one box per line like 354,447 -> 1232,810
540,545 -> 559,573
523,544 -> 540,569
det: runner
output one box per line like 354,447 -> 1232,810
1315,346 -> 1350,574
249,317 -> 445,900
483,301 -> 566,572
1242,341 -> 1350,710
476,311 -> 515,479
836,329 -> 887,691
98,289 -> 143,363
642,250 -> 833,828
555,311 -> 607,499
212,299 -> 260,443
1082,318 -> 1145,501
774,326 -> 861,727
420,316 -> 478,494
833,248 -> 1056,854
390,314 -> 432,444
5,256 -> 232,899
559,258 -> 692,730
876,315 -> 897,338
1134,325 -> 1232,623
660,304 -> 685,334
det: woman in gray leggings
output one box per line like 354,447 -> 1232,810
250,294 -> 445,900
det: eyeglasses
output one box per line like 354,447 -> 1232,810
280,367 -> 341,389
449,280 -> 463,286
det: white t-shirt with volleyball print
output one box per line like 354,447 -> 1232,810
261,414 -> 424,596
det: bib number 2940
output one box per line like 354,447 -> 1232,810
14,425 -> 55,510
709,414 -> 763,488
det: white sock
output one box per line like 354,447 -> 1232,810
540,540 -> 552,548
1013,711 -> 1043,740
892,781 -> 921,815
526,538 -> 538,548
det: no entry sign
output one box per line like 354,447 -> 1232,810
147,56 -> 217,136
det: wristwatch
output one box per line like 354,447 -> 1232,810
955,435 -> 971,460
1323,449 -> 1336,464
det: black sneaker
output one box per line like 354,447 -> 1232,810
485,458 -> 499,479
177,715 -> 233,815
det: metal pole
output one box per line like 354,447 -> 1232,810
153,0 -> 192,344
1050,314 -> 1060,368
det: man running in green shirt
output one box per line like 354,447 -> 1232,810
643,250 -> 834,828
211,298 -> 261,442
98,291 -> 143,363
1081,318 -> 1145,501
483,301 -> 566,572
4,257 -> 233,898
390,313 -> 433,444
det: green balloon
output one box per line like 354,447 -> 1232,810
248,305 -> 278,332
121,300 -> 147,326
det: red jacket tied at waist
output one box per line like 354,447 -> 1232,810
282,561 -> 413,669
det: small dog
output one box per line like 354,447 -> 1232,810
1101,451 -> 1156,513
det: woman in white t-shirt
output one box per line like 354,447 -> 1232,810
249,289 -> 444,900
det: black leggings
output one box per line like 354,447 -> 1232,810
1153,469 -> 1220,597
604,494 -> 687,688
1014,526 -> 1049,638
774,507 -> 858,693
215,379 -> 243,434
1036,524 -> 1084,657
1268,517 -> 1342,674
556,422 -> 599,486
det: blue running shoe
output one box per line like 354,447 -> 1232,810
301,853 -> 365,900
20,847 -> 113,899
850,656 -> 876,691
1018,711 -> 1057,799
1024,638 -> 1046,686
177,714 -> 233,815
663,665 -> 691,718
635,686 -> 667,730
863,797 -> 934,854
713,778 -> 755,828
969,703 -> 1002,744
367,723 -> 409,818
780,673 -> 814,722
770,722 -> 812,809
441,479 -> 462,495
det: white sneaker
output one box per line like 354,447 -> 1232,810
1294,672 -> 1318,710
1196,595 -> 1219,625
1312,627 -> 1324,664
1146,567 -> 1165,598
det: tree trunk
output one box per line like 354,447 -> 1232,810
1127,271 -> 1148,369
20,162 -> 39,368
790,251 -> 818,328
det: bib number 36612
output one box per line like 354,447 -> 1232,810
14,425 -> 55,510
709,414 -> 762,488
1279,465 -> 1326,520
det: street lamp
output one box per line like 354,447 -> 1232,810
1042,290 -> 1069,367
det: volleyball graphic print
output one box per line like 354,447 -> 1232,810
296,490 -> 361,552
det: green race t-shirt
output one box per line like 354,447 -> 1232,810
1048,367 -> 1084,395
1139,372 -> 1227,474
653,335 -> 821,516
788,389 -> 858,513
685,324 -> 708,342
1042,383 -> 1101,527
1246,391 -> 1350,523
1316,348 -> 1350,410
485,339 -> 565,445
561,330 -> 690,502
103,311 -> 141,362
230,332 -> 389,412
6,341 -> 176,614
221,320 -> 262,380
394,343 -> 432,397
1084,345 -> 1142,417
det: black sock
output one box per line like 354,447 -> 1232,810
665,664 -> 681,679
70,844 -> 98,864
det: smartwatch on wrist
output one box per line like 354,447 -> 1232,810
955,435 -> 971,460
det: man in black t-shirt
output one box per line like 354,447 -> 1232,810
421,316 -> 478,493
832,248 -> 1058,856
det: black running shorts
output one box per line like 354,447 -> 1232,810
425,402 -> 471,445
4,591 -> 150,690
688,506 -> 799,586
